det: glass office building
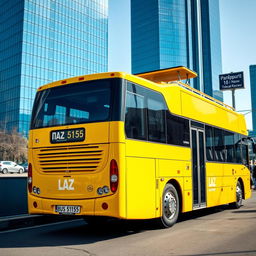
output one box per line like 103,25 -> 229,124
0,0 -> 108,136
250,65 -> 256,132
131,0 -> 223,101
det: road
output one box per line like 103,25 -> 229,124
0,173 -> 27,177
1,191 -> 256,256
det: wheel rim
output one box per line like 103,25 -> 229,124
163,191 -> 177,220
236,184 -> 242,204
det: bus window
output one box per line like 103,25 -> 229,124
147,96 -> 166,143
125,91 -> 147,140
205,126 -> 214,161
213,128 -> 225,162
125,82 -> 167,142
31,79 -> 113,129
241,140 -> 249,166
223,131 -> 235,163
167,113 -> 190,147
234,134 -> 242,163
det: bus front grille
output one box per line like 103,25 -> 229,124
34,145 -> 108,173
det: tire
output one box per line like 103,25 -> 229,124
19,168 -> 23,174
2,168 -> 8,174
230,181 -> 243,209
159,183 -> 180,228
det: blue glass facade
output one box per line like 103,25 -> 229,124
250,65 -> 256,132
131,0 -> 160,73
201,0 -> 222,101
131,0 -> 223,101
0,0 -> 108,136
159,0 -> 188,69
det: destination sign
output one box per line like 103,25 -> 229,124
219,72 -> 244,90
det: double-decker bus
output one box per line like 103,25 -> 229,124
28,67 -> 254,227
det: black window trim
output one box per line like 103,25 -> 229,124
124,80 -> 191,147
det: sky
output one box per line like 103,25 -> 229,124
108,0 -> 256,130
219,0 -> 256,130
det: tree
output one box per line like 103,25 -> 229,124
0,129 -> 28,163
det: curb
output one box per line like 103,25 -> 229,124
0,214 -> 76,232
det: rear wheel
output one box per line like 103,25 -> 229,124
2,168 -> 8,174
159,184 -> 179,228
19,168 -> 23,174
230,181 -> 243,209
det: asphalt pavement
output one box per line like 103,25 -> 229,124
0,191 -> 256,256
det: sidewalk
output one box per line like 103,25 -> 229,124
0,214 -> 76,232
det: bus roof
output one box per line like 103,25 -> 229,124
37,67 -> 197,91
135,66 -> 197,83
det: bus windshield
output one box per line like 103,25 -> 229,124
31,79 -> 120,129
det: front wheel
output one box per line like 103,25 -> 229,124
159,184 -> 180,228
2,168 -> 8,174
229,181 -> 243,209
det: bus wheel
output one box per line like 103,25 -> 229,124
230,181 -> 243,209
159,183 -> 179,228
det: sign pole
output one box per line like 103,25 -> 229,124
232,89 -> 236,109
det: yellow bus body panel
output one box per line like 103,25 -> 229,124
28,121 -> 127,218
205,162 -> 251,207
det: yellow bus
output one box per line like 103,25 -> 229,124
28,66 -> 254,227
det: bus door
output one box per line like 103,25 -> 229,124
191,125 -> 206,209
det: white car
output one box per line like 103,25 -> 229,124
0,161 -> 25,174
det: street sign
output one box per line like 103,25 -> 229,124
219,71 -> 244,90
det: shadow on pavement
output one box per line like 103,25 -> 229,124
0,205 -> 248,249
0,218 -> 152,248
178,205 -> 228,222
232,210 -> 256,213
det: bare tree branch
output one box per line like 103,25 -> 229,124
0,129 -> 28,163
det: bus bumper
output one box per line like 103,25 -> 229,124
28,193 -> 124,218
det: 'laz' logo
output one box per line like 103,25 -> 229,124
52,131 -> 65,141
58,179 -> 74,191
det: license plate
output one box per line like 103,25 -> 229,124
51,128 -> 85,143
55,205 -> 81,214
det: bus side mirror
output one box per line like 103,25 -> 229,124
253,143 -> 256,154
247,137 -> 256,154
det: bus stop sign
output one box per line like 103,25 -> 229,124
219,71 -> 244,90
